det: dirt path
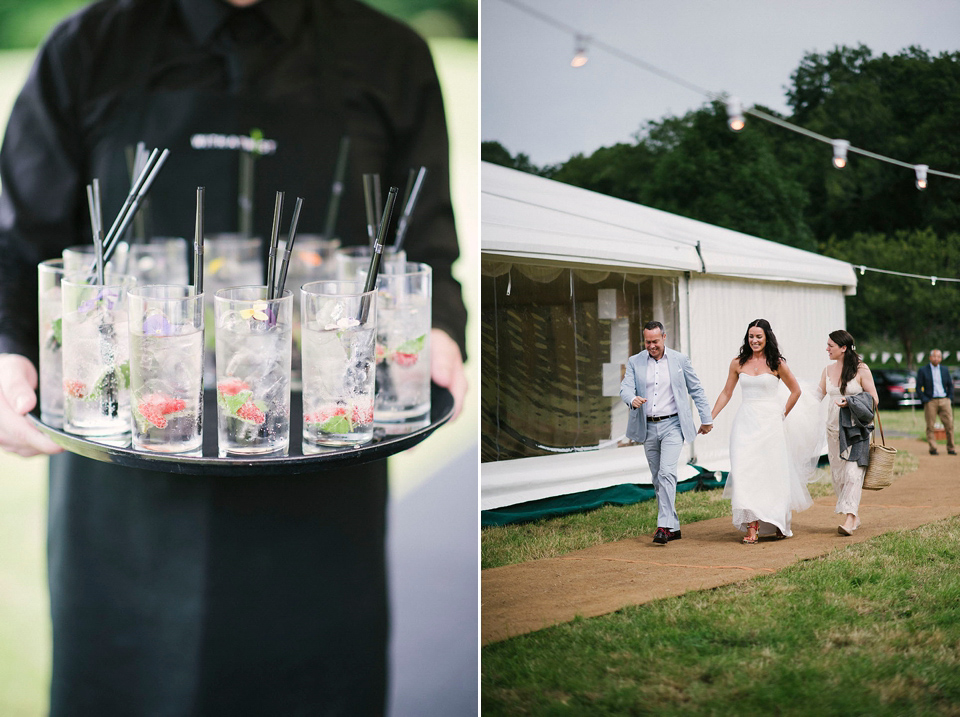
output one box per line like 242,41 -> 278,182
482,437 -> 960,645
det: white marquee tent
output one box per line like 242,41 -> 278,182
481,161 -> 859,511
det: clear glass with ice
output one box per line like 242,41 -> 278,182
372,262 -> 432,432
202,236 -> 264,387
38,259 -> 67,427
61,274 -> 136,438
300,280 -> 377,450
128,285 -> 204,454
214,286 -> 292,456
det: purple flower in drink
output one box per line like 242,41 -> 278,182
142,312 -> 174,336
78,288 -> 121,314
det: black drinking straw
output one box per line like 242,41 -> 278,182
86,183 -> 104,285
323,136 -> 350,241
373,174 -> 383,228
194,187 -> 205,295
238,150 -> 255,239
266,191 -> 284,300
275,196 -> 304,299
362,174 -> 376,247
102,148 -> 170,265
132,142 -> 149,243
393,166 -> 427,251
359,186 -> 398,322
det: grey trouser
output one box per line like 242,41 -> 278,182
643,415 -> 684,530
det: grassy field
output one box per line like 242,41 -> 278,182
482,423 -> 920,570
482,514 -> 960,715
481,410 -> 958,715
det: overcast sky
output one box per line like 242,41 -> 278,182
481,0 -> 960,167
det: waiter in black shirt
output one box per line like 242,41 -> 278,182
0,0 -> 468,714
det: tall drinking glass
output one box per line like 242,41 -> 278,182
202,235 -> 264,386
373,263 -> 432,432
214,286 -> 292,456
63,243 -> 129,276
37,259 -> 67,427
127,237 -> 190,285
334,245 -> 405,281
128,286 -> 204,454
61,274 -> 136,438
274,235 -> 341,389
300,280 -> 377,450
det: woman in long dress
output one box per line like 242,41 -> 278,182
817,330 -> 880,536
711,319 -> 814,543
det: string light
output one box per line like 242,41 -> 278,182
495,0 -> 960,185
725,97 -> 745,132
832,139 -> 850,169
571,34 -> 588,67
915,164 -> 929,190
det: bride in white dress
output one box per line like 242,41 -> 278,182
710,319 -> 815,544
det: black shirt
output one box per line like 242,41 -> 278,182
0,0 -> 467,365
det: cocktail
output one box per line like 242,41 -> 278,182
63,243 -> 129,276
202,235 -> 263,386
128,285 -> 204,453
372,262 -> 432,432
37,259 -> 67,427
61,274 -> 136,438
334,245 -> 405,281
300,280 -> 377,449
273,234 -> 340,388
126,237 -> 190,285
214,286 -> 292,456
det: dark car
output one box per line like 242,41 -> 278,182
873,369 -> 921,410
951,368 -> 960,406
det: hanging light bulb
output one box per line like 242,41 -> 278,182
915,164 -> 929,190
931,276 -> 937,286
725,97 -> 745,132
859,265 -> 866,275
571,35 -> 588,68
832,139 -> 850,169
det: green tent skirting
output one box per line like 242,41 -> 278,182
481,466 -> 728,527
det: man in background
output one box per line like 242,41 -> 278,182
917,349 -> 955,456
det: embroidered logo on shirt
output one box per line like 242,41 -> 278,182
190,132 -> 277,155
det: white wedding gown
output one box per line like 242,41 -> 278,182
723,373 -> 818,537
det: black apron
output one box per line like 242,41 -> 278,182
48,4 -> 387,715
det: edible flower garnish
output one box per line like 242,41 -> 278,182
240,301 -> 270,321
142,312 -> 174,336
324,316 -> 360,331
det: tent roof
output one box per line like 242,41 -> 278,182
482,161 -> 858,290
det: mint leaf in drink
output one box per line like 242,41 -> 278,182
218,388 -> 253,417
396,334 -> 426,355
319,414 -> 353,434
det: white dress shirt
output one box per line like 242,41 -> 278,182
646,354 -> 678,417
931,364 -> 947,398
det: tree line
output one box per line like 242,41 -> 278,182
482,45 -> 960,366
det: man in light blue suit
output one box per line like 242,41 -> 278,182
620,321 -> 713,544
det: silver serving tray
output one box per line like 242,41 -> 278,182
28,384 -> 453,475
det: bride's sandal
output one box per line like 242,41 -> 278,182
742,522 -> 759,544
774,528 -> 787,540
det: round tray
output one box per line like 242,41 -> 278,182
28,384 -> 453,475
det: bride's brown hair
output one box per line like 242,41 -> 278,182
829,329 -> 861,395
737,319 -> 784,372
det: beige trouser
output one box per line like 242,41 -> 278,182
924,397 -> 955,451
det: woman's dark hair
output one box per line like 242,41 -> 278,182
737,319 -> 784,372
829,329 -> 861,395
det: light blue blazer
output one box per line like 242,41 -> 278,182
619,347 -> 713,444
